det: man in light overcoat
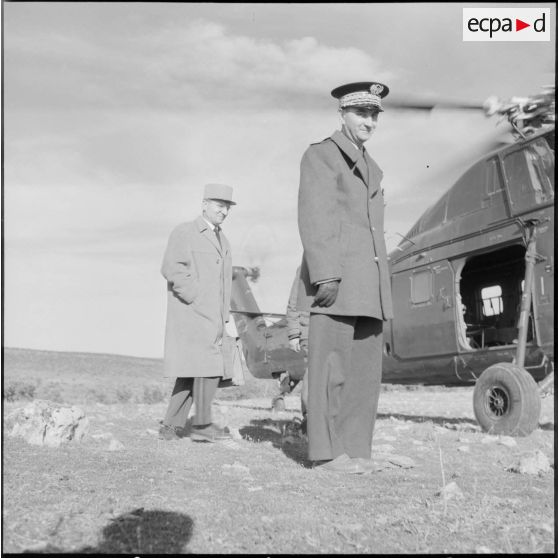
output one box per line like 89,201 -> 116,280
297,82 -> 394,474
159,183 -> 235,442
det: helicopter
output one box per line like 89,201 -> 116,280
229,86 -> 555,437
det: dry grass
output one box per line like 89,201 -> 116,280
2,347 -> 555,554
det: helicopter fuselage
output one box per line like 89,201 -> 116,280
230,128 -> 554,389
382,128 -> 554,385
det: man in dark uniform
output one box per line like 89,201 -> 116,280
297,82 -> 394,474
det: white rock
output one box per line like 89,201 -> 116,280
8,400 -> 89,447
372,443 -> 395,453
497,436 -> 517,448
384,454 -> 416,468
437,481 -> 464,500
145,428 -> 159,436
92,432 -> 113,440
481,435 -> 498,444
508,451 -> 551,475
457,445 -> 470,453
108,439 -> 125,451
219,439 -> 241,450
222,461 -> 252,478
476,546 -> 494,554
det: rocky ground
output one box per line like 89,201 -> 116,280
2,348 -> 555,554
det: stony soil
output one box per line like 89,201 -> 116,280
2,348 -> 555,554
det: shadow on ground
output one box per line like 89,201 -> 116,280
22,508 -> 194,554
240,418 -> 311,467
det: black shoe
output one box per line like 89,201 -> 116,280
191,423 -> 231,443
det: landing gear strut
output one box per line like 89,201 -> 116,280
473,221 -> 546,436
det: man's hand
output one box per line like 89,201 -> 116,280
313,280 -> 340,307
289,338 -> 301,352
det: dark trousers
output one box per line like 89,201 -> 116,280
163,377 -> 220,428
307,313 -> 383,461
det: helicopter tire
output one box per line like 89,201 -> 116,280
473,362 -> 541,437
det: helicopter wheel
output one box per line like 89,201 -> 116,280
473,362 -> 541,436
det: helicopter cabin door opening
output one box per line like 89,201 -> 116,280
457,245 -> 533,351
390,261 -> 457,359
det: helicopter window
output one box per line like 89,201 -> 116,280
411,269 -> 432,304
446,166 -> 481,218
417,196 -> 447,232
530,141 -> 554,193
446,159 -> 501,220
481,285 -> 503,317
504,139 -> 554,212
485,158 -> 504,196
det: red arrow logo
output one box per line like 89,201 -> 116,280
516,18 -> 530,31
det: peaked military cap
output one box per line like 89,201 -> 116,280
331,81 -> 389,111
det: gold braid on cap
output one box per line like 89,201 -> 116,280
339,91 -> 383,109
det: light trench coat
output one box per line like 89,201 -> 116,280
161,216 -> 232,378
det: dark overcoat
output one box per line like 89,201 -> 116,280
161,216 -> 232,378
297,130 -> 393,320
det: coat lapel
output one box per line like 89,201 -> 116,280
195,216 -> 223,255
330,130 -> 369,188
362,148 -> 381,195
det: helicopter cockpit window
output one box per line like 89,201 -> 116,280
446,164 -> 484,220
485,158 -> 504,196
504,139 -> 555,213
481,285 -> 503,317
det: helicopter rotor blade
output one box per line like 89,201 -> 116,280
384,97 -> 485,111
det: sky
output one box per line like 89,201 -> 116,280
3,2 -> 555,358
